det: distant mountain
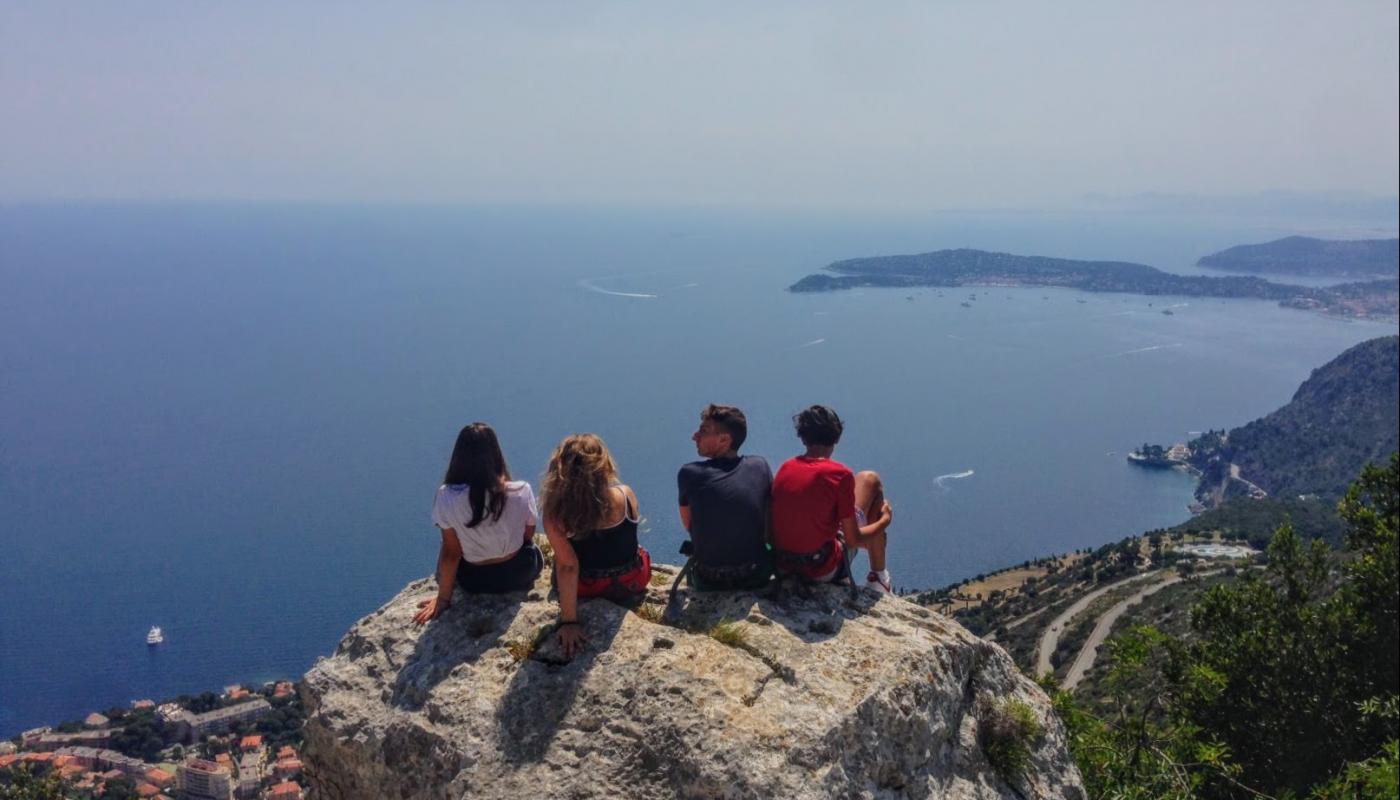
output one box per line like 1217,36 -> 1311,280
1198,236 -> 1398,277
788,248 -> 1398,318
1190,336 -> 1399,504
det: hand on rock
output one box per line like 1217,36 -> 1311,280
557,623 -> 587,659
413,597 -> 449,626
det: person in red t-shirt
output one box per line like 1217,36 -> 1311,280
771,405 -> 895,594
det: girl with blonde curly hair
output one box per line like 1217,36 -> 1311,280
541,433 -> 651,657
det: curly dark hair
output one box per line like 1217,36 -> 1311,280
793,405 -> 844,447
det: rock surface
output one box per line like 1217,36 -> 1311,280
301,561 -> 1085,799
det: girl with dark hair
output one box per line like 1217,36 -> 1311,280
541,433 -> 651,657
413,423 -> 544,625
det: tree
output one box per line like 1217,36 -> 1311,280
1169,453 -> 1400,797
0,766 -> 63,800
1051,627 -> 1250,799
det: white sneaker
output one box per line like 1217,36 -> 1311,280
865,571 -> 892,595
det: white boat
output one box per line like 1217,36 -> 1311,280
146,626 -> 164,645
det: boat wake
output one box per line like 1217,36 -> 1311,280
796,337 -> 827,348
578,278 -> 658,299
934,469 -> 975,490
1109,342 -> 1183,358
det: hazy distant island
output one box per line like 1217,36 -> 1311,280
1197,235 -> 1398,277
788,247 -> 1398,318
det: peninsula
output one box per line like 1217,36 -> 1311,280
788,248 -> 1398,318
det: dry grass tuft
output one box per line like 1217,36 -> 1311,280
708,621 -> 748,648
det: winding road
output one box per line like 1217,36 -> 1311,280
1034,570 -> 1161,678
1061,575 -> 1182,689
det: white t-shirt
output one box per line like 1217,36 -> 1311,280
431,480 -> 538,563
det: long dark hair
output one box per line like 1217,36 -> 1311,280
443,422 -> 512,528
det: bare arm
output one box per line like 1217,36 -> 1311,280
414,529 -> 463,625
678,505 -> 692,532
545,516 -> 587,658
839,501 -> 892,548
546,518 -> 580,622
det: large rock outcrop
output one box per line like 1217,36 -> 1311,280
301,561 -> 1084,799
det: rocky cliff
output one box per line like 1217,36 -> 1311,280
301,562 -> 1084,799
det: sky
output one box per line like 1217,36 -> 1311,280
2,1 -> 1397,210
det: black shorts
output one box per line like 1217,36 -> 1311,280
455,541 -> 544,594
690,559 -> 774,592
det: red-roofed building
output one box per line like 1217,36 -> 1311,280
136,781 -> 162,797
101,768 -> 124,781
51,754 -> 76,768
238,735 -> 262,751
132,699 -> 156,710
0,754 -> 20,769
145,767 -> 175,789
272,681 -> 294,699
273,758 -> 302,778
24,752 -> 53,763
58,764 -> 85,780
214,752 -> 233,767
267,781 -> 303,799
275,746 -> 297,760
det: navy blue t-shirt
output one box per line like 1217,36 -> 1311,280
677,455 -> 772,567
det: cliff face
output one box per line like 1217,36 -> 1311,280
301,563 -> 1084,800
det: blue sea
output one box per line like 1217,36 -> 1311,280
1,203 -> 1395,735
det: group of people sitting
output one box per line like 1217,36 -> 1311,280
412,404 -> 894,658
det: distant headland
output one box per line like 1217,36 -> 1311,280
788,247 -> 1398,319
1197,236 -> 1398,277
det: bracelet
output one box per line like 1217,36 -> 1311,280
556,620 -> 580,629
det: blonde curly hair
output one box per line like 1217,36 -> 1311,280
541,433 -> 619,538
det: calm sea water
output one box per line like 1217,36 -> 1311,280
1,204 -> 1395,735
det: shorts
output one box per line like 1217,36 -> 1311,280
576,546 -> 652,603
690,557 -> 774,591
808,539 -> 853,584
455,541 -> 544,594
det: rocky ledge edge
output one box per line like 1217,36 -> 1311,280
301,561 -> 1084,800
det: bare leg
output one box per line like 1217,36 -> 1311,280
854,470 -> 887,573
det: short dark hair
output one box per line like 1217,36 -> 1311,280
701,404 -> 747,451
793,405 -> 843,447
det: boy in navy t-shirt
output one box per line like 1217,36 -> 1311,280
677,404 -> 774,590
771,405 -> 894,594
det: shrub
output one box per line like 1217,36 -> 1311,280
980,698 -> 1043,784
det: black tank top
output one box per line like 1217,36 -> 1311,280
570,488 -> 640,572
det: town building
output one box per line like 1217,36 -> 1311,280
266,780 -> 304,799
26,728 -> 114,751
51,746 -> 146,777
162,698 -> 273,743
179,758 -> 236,800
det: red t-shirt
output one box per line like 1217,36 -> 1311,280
771,456 -> 855,578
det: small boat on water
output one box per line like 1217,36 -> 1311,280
1161,309 -> 1175,315
146,626 -> 164,646
960,301 -> 973,308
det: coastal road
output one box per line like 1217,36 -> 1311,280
1061,575 -> 1181,690
1035,570 -> 1161,679
1062,569 -> 1228,690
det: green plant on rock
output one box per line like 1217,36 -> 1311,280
707,621 -> 748,648
980,697 -> 1043,784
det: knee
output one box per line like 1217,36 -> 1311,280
856,470 -> 883,493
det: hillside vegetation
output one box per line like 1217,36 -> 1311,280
1053,455 -> 1399,799
1190,335 -> 1399,502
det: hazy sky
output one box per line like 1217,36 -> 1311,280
3,1 -> 1397,209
